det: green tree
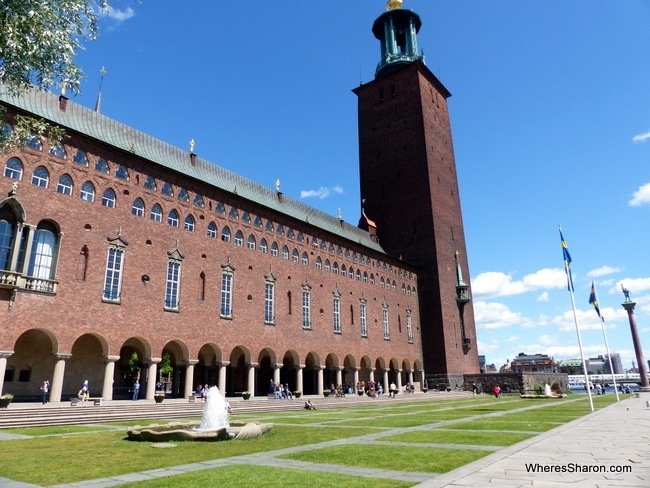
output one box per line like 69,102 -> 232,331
0,0 -> 108,95
159,352 -> 173,384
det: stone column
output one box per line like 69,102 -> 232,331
218,361 -> 229,394
369,367 -> 375,384
382,369 -> 389,393
420,368 -> 426,389
622,300 -> 650,391
0,351 -> 13,396
296,365 -> 304,393
336,366 -> 343,387
272,363 -> 282,386
184,360 -> 199,398
246,362 -> 258,397
50,354 -> 72,402
352,367 -> 360,388
145,358 -> 161,400
317,366 -> 324,394
397,369 -> 403,392
408,369 -> 414,385
102,356 -> 120,401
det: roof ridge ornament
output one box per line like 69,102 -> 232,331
387,0 -> 403,10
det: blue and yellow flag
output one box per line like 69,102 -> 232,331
589,279 -> 602,319
559,229 -> 574,291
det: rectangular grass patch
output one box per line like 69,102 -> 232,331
280,444 -> 489,473
378,429 -> 534,447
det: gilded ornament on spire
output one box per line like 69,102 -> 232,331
387,0 -> 403,10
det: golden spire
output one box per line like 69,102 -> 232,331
387,0 -> 403,10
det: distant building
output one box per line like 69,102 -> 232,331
586,354 -> 622,374
606,353 -> 623,374
478,355 -> 486,373
510,352 -> 557,374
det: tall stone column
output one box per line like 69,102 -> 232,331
102,356 -> 120,400
408,369 -> 414,385
218,361 -> 229,394
317,366 -> 324,394
296,365 -> 304,393
50,354 -> 72,402
184,360 -> 199,398
246,362 -> 258,397
397,369 -> 403,392
369,367 -> 375,384
622,298 -> 650,391
145,358 -> 161,400
352,367 -> 360,388
420,368 -> 426,389
336,367 -> 343,387
0,351 -> 13,396
382,369 -> 389,393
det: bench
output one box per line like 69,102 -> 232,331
188,395 -> 202,403
70,397 -> 103,406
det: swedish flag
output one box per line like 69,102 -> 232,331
559,229 -> 574,291
589,279 -> 602,319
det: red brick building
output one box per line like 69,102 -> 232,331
0,1 -> 477,401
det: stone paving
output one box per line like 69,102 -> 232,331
0,393 -> 648,487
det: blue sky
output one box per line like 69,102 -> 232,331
67,1 -> 650,371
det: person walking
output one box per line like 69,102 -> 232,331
493,385 -> 501,399
132,380 -> 140,400
40,380 -> 50,404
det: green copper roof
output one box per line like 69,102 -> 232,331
1,86 -> 388,256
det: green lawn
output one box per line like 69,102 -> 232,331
0,394 -> 622,487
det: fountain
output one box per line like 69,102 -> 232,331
126,386 -> 272,442
544,384 -> 553,397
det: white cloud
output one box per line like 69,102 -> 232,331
537,292 -> 549,302
472,268 -> 566,299
101,6 -> 136,23
629,182 -> 650,206
551,307 -> 627,333
609,278 -> 650,296
587,266 -> 623,278
632,131 -> 650,143
473,301 -> 538,329
300,186 -> 343,199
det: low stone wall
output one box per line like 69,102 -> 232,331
463,373 -> 568,395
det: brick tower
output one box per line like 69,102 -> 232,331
354,0 -> 478,382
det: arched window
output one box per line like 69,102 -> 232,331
301,252 -> 308,266
287,228 -> 295,239
281,245 -> 289,260
259,238 -> 268,253
31,166 -> 49,188
254,217 -> 263,228
193,194 -> 204,207
131,198 -> 145,217
277,225 -> 284,236
102,188 -> 116,208
363,271 -> 368,283
0,122 -> 13,139
265,220 -> 274,232
380,277 -> 385,288
0,208 -> 16,270
116,165 -> 130,180
73,151 -> 88,166
178,188 -> 189,202
291,248 -> 299,263
25,134 -> 42,150
161,182 -> 173,197
221,226 -> 231,242
95,158 -> 109,174
144,176 -> 157,191
49,142 -> 66,159
242,212 -> 251,224
315,256 -> 322,269
216,202 -> 226,214
341,264 -> 346,276
80,181 -> 95,202
247,234 -> 256,250
4,158 -> 23,180
332,262 -> 339,275
370,274 -> 375,285
56,174 -> 73,195
28,222 -> 59,280
356,269 -> 361,281
150,203 -> 162,221
229,207 -> 239,219
168,209 -> 179,227
270,242 -> 278,256
324,259 -> 331,272
207,221 -> 217,238
349,267 -> 354,279
234,230 -> 244,246
184,215 -> 195,232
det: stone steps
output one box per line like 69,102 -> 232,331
0,392 -> 445,429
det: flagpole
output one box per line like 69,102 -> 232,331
560,227 -> 594,412
592,281 -> 620,401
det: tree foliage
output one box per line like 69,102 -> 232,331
0,0 -> 108,95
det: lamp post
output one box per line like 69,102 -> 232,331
621,285 -> 650,392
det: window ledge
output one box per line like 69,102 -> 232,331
164,307 -> 180,313
102,298 -> 121,305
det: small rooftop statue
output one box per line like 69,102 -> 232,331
621,284 -> 631,302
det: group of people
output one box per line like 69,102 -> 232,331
269,380 -> 293,399
194,385 -> 210,401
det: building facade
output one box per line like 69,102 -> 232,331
0,1 -> 477,401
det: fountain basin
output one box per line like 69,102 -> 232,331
126,421 -> 272,442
